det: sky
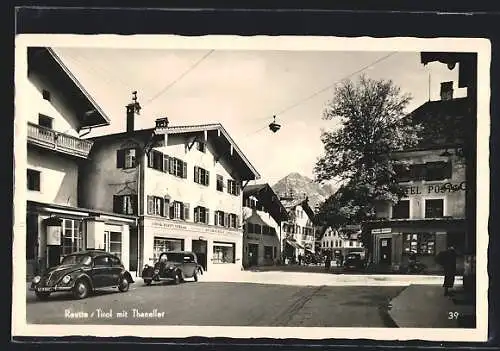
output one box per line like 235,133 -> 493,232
54,47 -> 467,185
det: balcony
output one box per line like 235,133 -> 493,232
27,122 -> 94,159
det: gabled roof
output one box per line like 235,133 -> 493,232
27,47 -> 111,128
243,183 -> 289,223
282,197 -> 316,223
89,123 -> 260,181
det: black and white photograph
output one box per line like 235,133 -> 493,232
13,34 -> 490,342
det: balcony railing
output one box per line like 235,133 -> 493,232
27,122 -> 94,159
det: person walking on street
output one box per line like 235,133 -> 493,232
437,245 -> 457,296
298,254 -> 302,266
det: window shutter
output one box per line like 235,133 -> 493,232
214,212 -> 218,226
169,202 -> 175,218
445,161 -> 452,179
194,166 -> 198,183
163,155 -> 170,173
113,195 -> 121,213
147,196 -> 154,215
147,151 -> 154,168
116,150 -> 125,168
169,158 -> 175,174
205,170 -> 210,186
131,195 -> 138,215
236,182 -> 241,196
183,203 -> 190,220
133,148 -> 141,167
183,162 -> 188,178
163,197 -> 170,217
224,213 -> 229,227
194,207 -> 199,223
236,215 -> 240,228
227,179 -> 231,193
205,208 -> 210,224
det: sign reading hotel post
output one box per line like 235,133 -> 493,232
403,181 -> 466,196
45,217 -> 62,246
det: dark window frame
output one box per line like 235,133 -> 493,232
27,169 -> 40,191
216,174 -> 224,192
38,114 -> 53,129
424,198 -> 444,218
392,199 -> 410,219
194,166 -> 210,186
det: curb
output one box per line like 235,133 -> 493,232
383,285 -> 411,328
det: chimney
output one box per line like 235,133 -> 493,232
126,91 -> 141,133
440,81 -> 454,101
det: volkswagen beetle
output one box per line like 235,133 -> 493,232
142,251 -> 203,285
30,250 -> 135,300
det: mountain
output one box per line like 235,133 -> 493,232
271,172 -> 337,211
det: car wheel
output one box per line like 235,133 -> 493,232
118,277 -> 130,292
173,272 -> 181,285
144,279 -> 152,286
73,279 -> 90,299
193,272 -> 198,282
35,291 -> 50,300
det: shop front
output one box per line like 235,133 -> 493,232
243,232 -> 279,267
26,201 -> 137,279
140,217 -> 243,276
368,219 -> 466,273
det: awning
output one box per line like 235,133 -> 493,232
285,239 -> 304,250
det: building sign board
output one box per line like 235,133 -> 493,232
148,219 -> 240,237
371,228 -> 392,234
403,181 -> 466,196
47,226 -> 61,246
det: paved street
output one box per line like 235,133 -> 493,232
27,280 -> 404,327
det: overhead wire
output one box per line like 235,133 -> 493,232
244,52 -> 398,138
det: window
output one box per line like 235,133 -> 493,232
104,231 -> 122,259
227,179 -> 240,196
61,219 -> 83,256
194,166 -> 210,186
216,175 -> 224,192
264,246 -> 273,259
394,164 -> 412,182
254,224 -> 262,234
247,223 -> 255,233
94,256 -> 111,266
228,213 -> 239,228
109,256 -> 121,266
113,195 -> 138,215
195,141 -> 206,153
403,233 -> 436,255
194,206 -> 210,224
169,157 -> 187,178
38,114 -> 53,129
147,150 -> 168,172
349,241 -> 353,247
425,199 -> 444,218
214,211 -> 227,227
147,196 -> 166,216
392,200 -> 410,219
153,237 -> 184,260
27,169 -> 40,191
42,90 -> 51,101
212,242 -> 235,263
169,201 -> 189,220
410,164 -> 427,181
426,161 -> 452,181
117,148 -> 138,169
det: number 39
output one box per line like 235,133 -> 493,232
448,312 -> 460,320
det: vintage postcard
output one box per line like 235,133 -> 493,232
13,34 -> 490,342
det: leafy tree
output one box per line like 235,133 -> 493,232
314,74 -> 422,250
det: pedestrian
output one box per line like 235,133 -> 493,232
437,245 -> 457,296
298,254 -> 302,265
339,253 -> 344,267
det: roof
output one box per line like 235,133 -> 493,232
281,198 -> 316,224
90,123 -> 261,181
243,183 -> 289,222
27,47 -> 111,128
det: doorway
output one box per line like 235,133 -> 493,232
192,239 -> 208,272
379,238 -> 392,265
248,243 -> 259,266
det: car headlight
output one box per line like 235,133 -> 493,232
32,276 -> 41,284
62,275 -> 71,284
167,266 -> 174,270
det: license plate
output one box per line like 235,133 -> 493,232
37,287 -> 53,292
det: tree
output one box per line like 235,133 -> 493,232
314,74 -> 422,249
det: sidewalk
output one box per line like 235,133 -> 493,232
388,283 -> 475,328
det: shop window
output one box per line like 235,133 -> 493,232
169,157 -> 188,178
113,195 -> 138,215
212,242 -> 235,264
216,175 -> 224,192
403,233 -> 436,255
153,237 -> 184,260
61,219 -> 83,256
227,179 -> 241,196
38,114 -> 53,129
392,200 -> 410,219
27,169 -> 40,191
426,161 -> 452,181
194,206 -> 210,224
116,148 -> 138,169
425,199 -> 444,218
104,231 -> 122,259
194,166 -> 210,186
264,246 -> 273,259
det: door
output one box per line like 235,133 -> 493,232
92,255 -> 113,288
248,244 -> 259,266
379,238 -> 392,265
192,240 -> 207,272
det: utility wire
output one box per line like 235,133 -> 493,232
245,52 -> 398,138
143,49 -> 215,106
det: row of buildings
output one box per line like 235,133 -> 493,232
23,47 -> 321,279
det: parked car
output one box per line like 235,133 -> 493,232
141,251 -> 203,285
343,253 -> 365,271
30,250 -> 134,300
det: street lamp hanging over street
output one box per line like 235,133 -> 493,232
269,115 -> 281,133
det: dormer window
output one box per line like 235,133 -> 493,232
196,141 -> 206,153
42,90 -> 51,101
